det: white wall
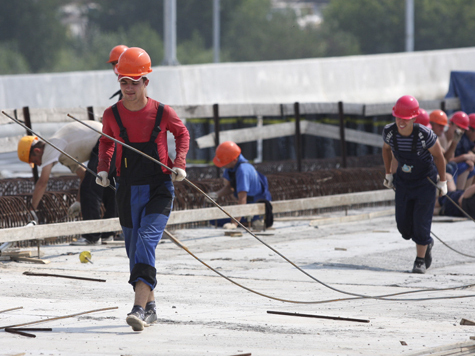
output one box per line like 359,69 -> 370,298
1,47 -> 475,111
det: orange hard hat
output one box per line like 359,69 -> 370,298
414,109 -> 431,128
450,111 -> 469,130
107,45 -> 128,63
213,141 -> 241,168
468,114 -> 475,129
429,110 -> 448,126
115,47 -> 152,78
392,95 -> 420,120
18,135 -> 38,168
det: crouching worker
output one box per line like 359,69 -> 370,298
96,47 -> 190,331
382,95 -> 447,274
434,184 -> 475,220
208,141 -> 273,230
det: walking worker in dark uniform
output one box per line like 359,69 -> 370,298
96,47 -> 190,331
382,95 -> 447,274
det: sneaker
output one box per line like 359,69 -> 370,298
70,237 -> 101,246
412,257 -> 426,274
126,305 -> 148,331
101,235 -> 114,244
425,241 -> 434,269
144,301 -> 157,325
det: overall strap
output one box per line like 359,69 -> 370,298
391,123 -> 399,151
111,104 -> 130,144
149,103 -> 164,143
411,123 -> 420,152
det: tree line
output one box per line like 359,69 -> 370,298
1,0 -> 475,75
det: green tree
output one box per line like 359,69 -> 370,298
0,44 -> 30,74
0,0 -> 68,72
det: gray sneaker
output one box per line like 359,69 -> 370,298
70,237 -> 101,246
144,301 -> 157,325
126,305 -> 148,331
412,257 -> 426,274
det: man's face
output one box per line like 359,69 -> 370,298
395,117 -> 415,134
119,78 -> 148,102
431,122 -> 446,137
467,126 -> 475,141
29,147 -> 43,166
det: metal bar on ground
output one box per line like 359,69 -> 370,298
23,271 -> 106,283
267,310 -> 370,323
0,307 -> 23,314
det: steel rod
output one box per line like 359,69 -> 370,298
23,271 -> 106,282
0,307 -> 23,314
267,310 -> 370,323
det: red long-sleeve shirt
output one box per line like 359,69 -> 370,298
98,98 -> 190,176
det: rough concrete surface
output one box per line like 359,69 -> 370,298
1,207 -> 475,356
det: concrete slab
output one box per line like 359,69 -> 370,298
1,206 -> 475,355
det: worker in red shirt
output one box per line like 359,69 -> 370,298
96,47 -> 190,331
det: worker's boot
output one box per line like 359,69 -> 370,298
126,305 -> 148,331
144,301 -> 158,325
412,257 -> 426,274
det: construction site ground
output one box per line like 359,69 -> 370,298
1,206 -> 475,356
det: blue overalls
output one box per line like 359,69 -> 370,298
391,124 -> 436,246
111,103 -> 174,290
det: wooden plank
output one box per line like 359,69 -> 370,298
10,257 -> 50,264
309,208 -> 395,227
0,190 -> 395,244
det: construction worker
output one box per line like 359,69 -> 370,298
429,110 -> 448,148
17,122 -> 117,245
208,141 -> 272,230
414,109 -> 432,129
107,45 -> 128,101
96,47 -> 190,331
382,95 -> 447,274
450,112 -> 475,190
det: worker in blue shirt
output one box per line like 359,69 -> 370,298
208,141 -> 272,230
382,95 -> 447,274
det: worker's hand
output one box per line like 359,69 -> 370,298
95,171 -> 110,187
383,174 -> 394,189
172,168 -> 186,182
205,191 -> 219,203
68,201 -> 81,218
454,128 -> 464,143
437,180 -> 447,196
30,210 -> 38,224
223,222 -> 237,229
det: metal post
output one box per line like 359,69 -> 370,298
87,106 -> 94,121
163,0 -> 179,66
338,101 -> 347,168
213,103 -> 220,178
213,0 -> 220,63
22,106 -> 39,183
256,115 -> 263,163
405,0 -> 414,52
294,102 -> 302,172
440,100 -> 446,112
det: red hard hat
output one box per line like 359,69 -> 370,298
213,141 -> 241,168
107,45 -> 128,63
116,47 -> 153,77
429,110 -> 448,126
414,109 -> 431,128
450,111 -> 469,130
392,95 -> 420,120
469,114 -> 475,129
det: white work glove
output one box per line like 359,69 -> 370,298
383,174 -> 394,189
172,168 -> 186,182
205,191 -> 219,203
453,128 -> 464,143
95,171 -> 110,187
437,180 -> 447,196
223,222 -> 237,230
68,201 -> 81,218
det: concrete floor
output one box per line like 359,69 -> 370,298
1,207 -> 475,356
